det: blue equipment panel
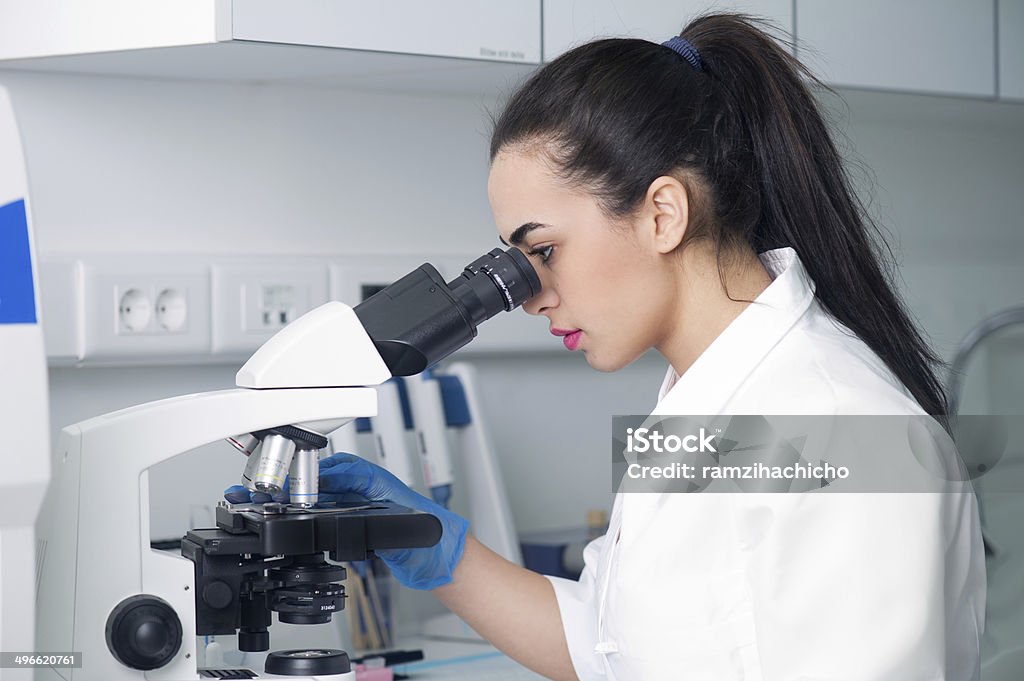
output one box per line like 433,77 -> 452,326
0,198 -> 36,324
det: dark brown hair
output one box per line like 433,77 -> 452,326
490,13 -> 948,419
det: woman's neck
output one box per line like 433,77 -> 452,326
657,243 -> 774,377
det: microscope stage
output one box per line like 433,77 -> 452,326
183,502 -> 442,562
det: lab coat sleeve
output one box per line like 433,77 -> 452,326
737,490 -> 985,680
545,533 -> 607,681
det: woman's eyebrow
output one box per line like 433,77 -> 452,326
500,222 -> 550,247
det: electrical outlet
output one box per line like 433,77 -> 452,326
212,260 -> 329,355
251,283 -> 297,330
80,258 -> 211,360
117,287 -> 152,333
114,284 -> 195,336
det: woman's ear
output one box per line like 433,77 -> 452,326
645,175 -> 689,254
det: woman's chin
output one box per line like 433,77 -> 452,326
583,350 -> 627,373
584,344 -> 650,373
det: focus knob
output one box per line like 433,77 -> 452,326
105,595 -> 182,671
203,580 -> 234,610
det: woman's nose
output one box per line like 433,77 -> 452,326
522,286 -> 557,316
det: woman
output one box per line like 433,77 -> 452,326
243,13 -> 986,680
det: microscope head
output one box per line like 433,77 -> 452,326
228,246 -> 541,506
235,247 -> 540,389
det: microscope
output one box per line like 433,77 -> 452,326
35,248 -> 539,680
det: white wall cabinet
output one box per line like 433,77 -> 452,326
1000,0 -> 1024,100
0,0 -> 541,94
232,0 -> 540,64
543,0 -> 794,62
0,0 -> 540,64
796,0 -> 996,98
0,2 -> 1018,103
0,0 -> 227,60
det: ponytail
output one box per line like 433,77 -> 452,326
491,12 -> 949,419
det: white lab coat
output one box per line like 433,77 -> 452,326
547,247 -> 986,680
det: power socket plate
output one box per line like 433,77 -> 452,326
211,259 -> 329,355
80,257 -> 211,359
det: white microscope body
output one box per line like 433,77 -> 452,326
35,248 -> 540,680
36,304 -> 389,681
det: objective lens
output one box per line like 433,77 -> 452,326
227,433 -> 261,456
253,434 -> 296,495
289,448 -> 319,507
241,443 -> 262,491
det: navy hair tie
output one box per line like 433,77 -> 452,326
662,36 -> 704,72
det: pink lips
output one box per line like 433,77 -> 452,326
551,327 -> 583,351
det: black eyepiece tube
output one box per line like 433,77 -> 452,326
353,247 -> 541,376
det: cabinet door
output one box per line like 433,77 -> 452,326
797,0 -> 995,97
1000,0 -> 1024,100
232,0 -> 541,64
0,0 -> 222,61
543,0 -> 794,62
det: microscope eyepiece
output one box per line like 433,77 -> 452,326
354,247 -> 541,376
448,247 -> 541,319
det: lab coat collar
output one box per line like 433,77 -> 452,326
654,247 -> 816,415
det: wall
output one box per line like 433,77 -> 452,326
1,69 -> 663,543
4,70 -> 1023,542
824,88 -> 1024,413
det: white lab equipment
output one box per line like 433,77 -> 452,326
34,251 -> 540,679
405,373 -> 457,507
348,367 -> 521,643
0,85 -> 50,681
361,369 -> 522,566
367,379 -> 418,486
410,364 -> 523,642
426,363 -> 521,567
354,368 -> 523,568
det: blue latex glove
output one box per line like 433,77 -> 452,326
224,453 -> 468,590
224,485 -> 287,505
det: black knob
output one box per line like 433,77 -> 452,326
202,581 -> 234,610
238,629 -> 270,652
105,595 -> 182,671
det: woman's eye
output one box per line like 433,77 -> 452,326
530,245 -> 555,263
